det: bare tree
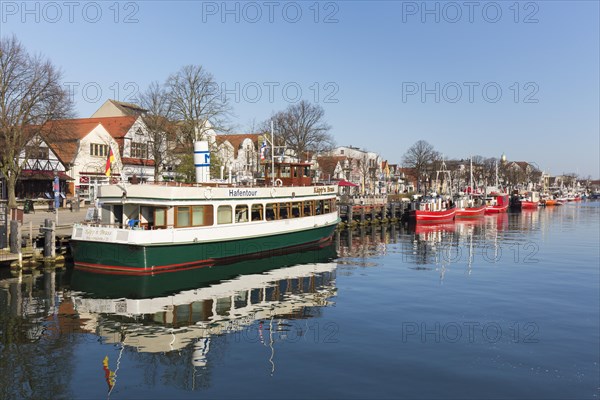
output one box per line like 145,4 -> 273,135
0,36 -> 74,209
166,65 -> 231,143
266,100 -> 334,161
402,140 -> 439,192
137,81 -> 176,181
165,65 -> 231,181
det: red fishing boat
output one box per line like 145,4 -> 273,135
408,195 -> 456,223
455,205 -> 486,217
519,192 -> 540,210
454,195 -> 485,218
484,193 -> 509,214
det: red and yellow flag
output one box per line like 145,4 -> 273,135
105,147 -> 115,177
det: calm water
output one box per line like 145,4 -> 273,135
1,202 -> 599,399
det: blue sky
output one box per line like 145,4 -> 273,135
2,1 -> 599,177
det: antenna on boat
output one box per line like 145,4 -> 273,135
271,121 -> 275,187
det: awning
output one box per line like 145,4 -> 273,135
337,179 -> 359,187
20,170 -> 74,180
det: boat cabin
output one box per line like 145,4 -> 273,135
264,162 -> 312,186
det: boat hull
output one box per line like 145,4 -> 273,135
455,205 -> 486,218
484,204 -> 508,214
408,208 -> 456,223
520,201 -> 539,210
71,224 -> 338,276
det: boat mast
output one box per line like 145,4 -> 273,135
495,160 -> 499,189
470,157 -> 473,197
270,121 -> 275,186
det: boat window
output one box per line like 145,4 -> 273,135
235,205 -> 249,223
192,205 -> 213,226
217,205 -> 232,224
251,204 -> 263,221
176,206 -> 191,227
316,200 -> 324,215
281,165 -> 291,178
323,199 -> 331,214
303,201 -> 313,216
154,208 -> 166,228
291,202 -> 301,218
279,202 -> 290,219
266,203 -> 277,221
303,166 -> 310,177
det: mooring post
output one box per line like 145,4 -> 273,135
348,205 -> 353,224
360,207 -> 365,225
9,220 -> 21,254
391,203 -> 397,221
43,218 -> 56,259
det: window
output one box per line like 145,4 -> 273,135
251,204 -> 263,221
303,201 -> 313,217
217,205 -> 232,224
192,206 -> 211,226
280,165 -> 291,178
316,200 -> 324,215
291,202 -> 301,218
175,205 -> 213,227
176,206 -> 191,227
27,146 -> 49,160
235,205 -> 248,223
90,143 -> 109,157
279,202 -> 290,219
266,203 -> 277,221
131,142 -> 148,159
323,200 -> 331,214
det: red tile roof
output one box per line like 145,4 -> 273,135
41,116 -> 138,164
316,156 -> 347,177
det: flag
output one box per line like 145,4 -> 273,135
260,140 -> 267,160
105,147 -> 115,177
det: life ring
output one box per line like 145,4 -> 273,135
275,179 -> 283,187
270,188 -> 276,197
204,187 -> 212,199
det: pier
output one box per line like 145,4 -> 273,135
337,195 -> 410,229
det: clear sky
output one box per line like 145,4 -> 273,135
2,0 -> 599,177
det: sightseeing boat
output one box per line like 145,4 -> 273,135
70,150 -> 340,276
408,195 -> 456,223
484,192 -> 509,214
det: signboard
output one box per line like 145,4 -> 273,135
53,175 -> 60,209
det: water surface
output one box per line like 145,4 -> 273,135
1,202 -> 598,399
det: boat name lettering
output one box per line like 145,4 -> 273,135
229,189 -> 258,197
314,186 -> 335,194
83,228 -> 113,240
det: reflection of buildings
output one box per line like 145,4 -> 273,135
336,226 -> 393,258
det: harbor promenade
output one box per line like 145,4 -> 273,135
22,207 -> 90,237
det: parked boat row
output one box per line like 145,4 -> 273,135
408,192 -> 509,223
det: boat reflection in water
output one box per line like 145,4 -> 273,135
403,215 -> 510,280
70,244 -> 338,368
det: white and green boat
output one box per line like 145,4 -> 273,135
71,149 -> 339,275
